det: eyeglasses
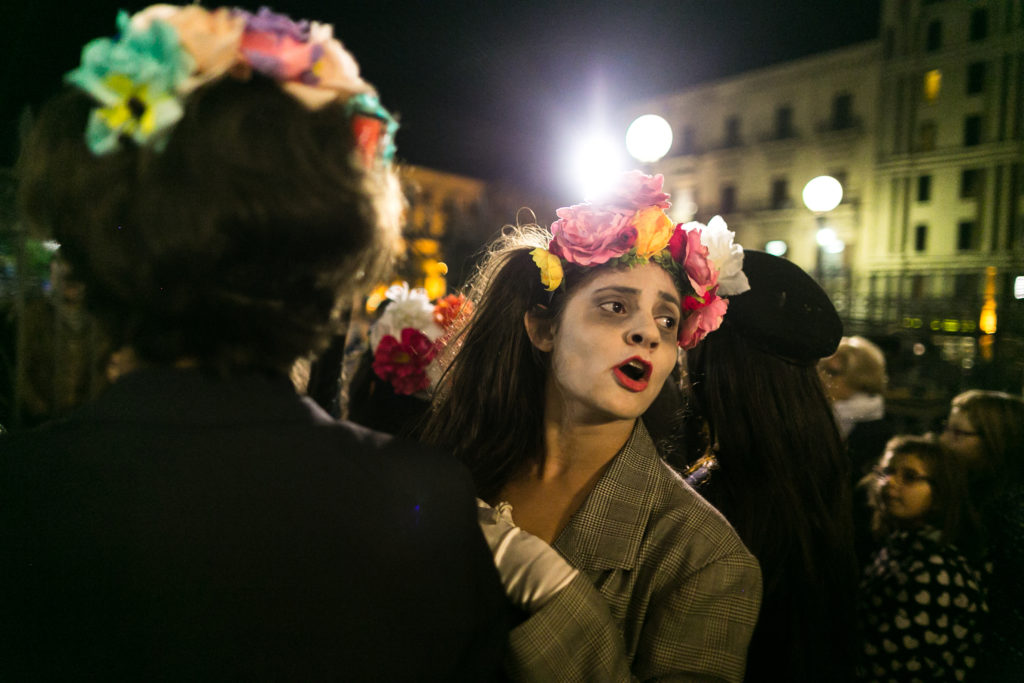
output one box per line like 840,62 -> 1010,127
873,466 -> 933,486
941,421 -> 979,439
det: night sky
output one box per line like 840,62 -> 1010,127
2,1 -> 881,193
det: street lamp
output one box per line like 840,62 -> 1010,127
802,175 -> 844,282
625,114 -> 673,164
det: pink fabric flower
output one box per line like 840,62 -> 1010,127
239,8 -> 318,82
597,170 -> 671,213
549,203 -> 637,266
372,328 -> 438,395
679,288 -> 728,349
668,224 -> 717,296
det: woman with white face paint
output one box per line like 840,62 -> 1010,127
422,172 -> 762,681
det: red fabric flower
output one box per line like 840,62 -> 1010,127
668,224 -> 716,296
679,287 -> 728,349
433,293 -> 472,330
372,327 -> 438,395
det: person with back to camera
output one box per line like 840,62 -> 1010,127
856,436 -> 987,682
421,171 -> 763,681
938,390 -> 1024,680
819,335 -> 895,479
672,247 -> 859,682
0,6 -> 507,679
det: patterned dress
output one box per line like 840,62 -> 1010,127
856,526 -> 987,682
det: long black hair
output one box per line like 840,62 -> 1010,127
680,322 -> 857,682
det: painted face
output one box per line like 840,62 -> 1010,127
544,263 -> 681,425
879,452 -> 934,525
938,407 -> 984,464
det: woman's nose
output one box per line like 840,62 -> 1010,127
627,319 -> 660,348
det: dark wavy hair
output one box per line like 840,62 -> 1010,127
420,226 -> 646,499
679,323 -> 857,682
18,75 -> 403,374
863,435 -> 977,550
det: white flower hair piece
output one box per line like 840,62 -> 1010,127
369,283 -> 444,350
693,215 -> 750,296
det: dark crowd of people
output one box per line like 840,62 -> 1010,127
2,5 -> 1022,681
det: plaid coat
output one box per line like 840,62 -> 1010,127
507,422 -> 762,681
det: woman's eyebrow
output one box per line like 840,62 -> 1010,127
592,286 -> 640,297
658,291 -> 681,307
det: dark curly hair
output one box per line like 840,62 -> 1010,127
18,74 -> 403,374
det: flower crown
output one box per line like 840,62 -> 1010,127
369,283 -> 471,396
530,171 -> 750,349
65,5 -> 398,164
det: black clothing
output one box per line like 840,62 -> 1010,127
1,367 -> 507,680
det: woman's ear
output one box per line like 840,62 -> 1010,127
524,307 -> 555,352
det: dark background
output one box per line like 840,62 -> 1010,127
2,1 -> 881,192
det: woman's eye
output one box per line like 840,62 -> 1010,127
657,315 -> 677,330
600,301 -> 626,314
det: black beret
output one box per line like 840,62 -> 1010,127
720,250 -> 842,364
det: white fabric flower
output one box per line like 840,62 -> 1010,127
369,283 -> 443,349
700,215 -> 750,296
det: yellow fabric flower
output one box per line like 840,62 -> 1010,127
530,247 -> 563,292
632,207 -> 675,259
95,74 -> 180,142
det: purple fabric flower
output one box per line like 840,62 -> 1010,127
237,7 -> 310,41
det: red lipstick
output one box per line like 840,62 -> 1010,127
613,356 -> 653,392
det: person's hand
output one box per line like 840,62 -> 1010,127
476,498 -> 578,613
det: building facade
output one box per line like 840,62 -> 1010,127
628,0 -> 1024,394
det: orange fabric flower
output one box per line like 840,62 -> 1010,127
631,207 -> 674,259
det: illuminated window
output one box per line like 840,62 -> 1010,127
924,69 -> 942,101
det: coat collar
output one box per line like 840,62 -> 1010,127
554,420 -> 664,571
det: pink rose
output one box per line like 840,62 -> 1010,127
596,170 -> 671,213
668,224 -> 716,296
550,203 -> 637,266
679,288 -> 728,349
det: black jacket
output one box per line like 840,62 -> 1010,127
1,367 -> 507,680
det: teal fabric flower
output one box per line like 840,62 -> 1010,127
65,10 -> 194,155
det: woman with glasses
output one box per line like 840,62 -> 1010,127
939,390 -> 1024,680
856,435 -> 987,681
